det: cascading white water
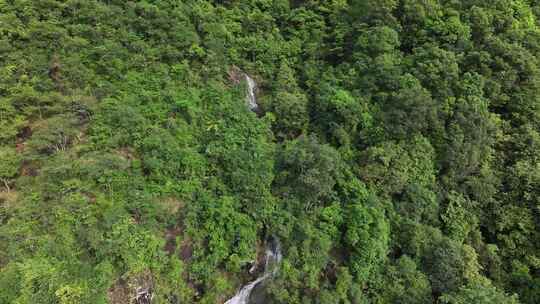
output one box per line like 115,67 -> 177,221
224,239 -> 282,304
245,74 -> 259,111
224,74 -> 273,304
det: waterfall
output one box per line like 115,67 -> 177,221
223,73 -> 273,304
224,239 -> 282,304
245,74 -> 259,111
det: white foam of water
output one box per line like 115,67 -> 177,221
245,75 -> 259,111
224,240 -> 281,304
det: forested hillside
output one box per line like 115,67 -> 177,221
1,0 -> 539,303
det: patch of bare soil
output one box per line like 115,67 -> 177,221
19,160 -> 38,177
164,226 -> 182,255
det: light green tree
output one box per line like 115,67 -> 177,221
0,146 -> 21,192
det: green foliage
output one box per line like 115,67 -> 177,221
275,135 -> 342,206
268,62 -> 309,138
377,256 -> 433,304
359,135 -> 436,196
27,114 -> 81,155
422,238 -> 483,296
0,147 -> 21,192
440,283 -> 520,304
344,194 -> 389,281
1,0 -> 539,303
441,191 -> 478,243
0,98 -> 25,144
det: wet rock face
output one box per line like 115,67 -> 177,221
247,282 -> 270,304
224,238 -> 282,304
228,66 -> 260,113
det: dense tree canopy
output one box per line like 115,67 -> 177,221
0,0 -> 539,303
